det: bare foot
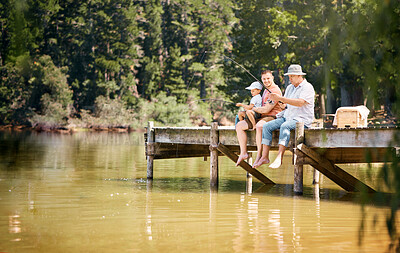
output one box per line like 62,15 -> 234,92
236,153 -> 249,166
252,157 -> 270,168
253,156 -> 261,166
269,157 -> 282,169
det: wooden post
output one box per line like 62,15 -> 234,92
294,122 -> 304,194
147,121 -> 154,179
246,155 -> 252,178
246,154 -> 252,193
210,122 -> 219,187
314,94 -> 324,185
313,169 -> 320,184
319,94 -> 326,119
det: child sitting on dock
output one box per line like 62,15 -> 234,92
235,81 -> 263,129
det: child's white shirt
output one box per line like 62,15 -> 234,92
250,94 -> 262,108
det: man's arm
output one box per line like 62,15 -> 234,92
236,103 -> 255,111
253,102 -> 275,114
269,93 -> 308,107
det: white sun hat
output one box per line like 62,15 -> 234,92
245,81 -> 263,90
284,64 -> 306,76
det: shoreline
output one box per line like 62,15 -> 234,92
0,124 -> 146,134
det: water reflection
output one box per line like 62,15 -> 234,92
0,130 -> 395,252
8,214 -> 21,234
314,185 -> 321,233
268,209 -> 283,251
146,179 -> 153,241
246,176 -> 252,195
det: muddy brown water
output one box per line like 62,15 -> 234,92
0,130 -> 396,252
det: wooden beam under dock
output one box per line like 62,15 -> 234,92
217,143 -> 275,185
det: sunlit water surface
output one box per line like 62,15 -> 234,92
0,130 -> 396,252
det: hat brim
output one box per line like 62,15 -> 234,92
245,87 -> 262,90
284,72 -> 306,76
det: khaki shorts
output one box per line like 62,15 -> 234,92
258,115 -> 276,123
244,114 -> 276,129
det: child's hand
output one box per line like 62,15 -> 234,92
236,103 -> 243,107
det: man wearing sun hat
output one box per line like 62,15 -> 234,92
253,64 -> 315,169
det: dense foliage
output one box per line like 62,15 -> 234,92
1,0 -> 399,127
0,0 -> 237,128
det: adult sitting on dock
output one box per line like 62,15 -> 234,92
235,70 -> 283,166
253,64 -> 315,169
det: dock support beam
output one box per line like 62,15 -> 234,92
294,122 -> 304,194
217,143 -> 275,184
147,121 -> 154,179
297,144 -> 376,193
210,122 -> 219,187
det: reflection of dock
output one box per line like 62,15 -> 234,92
144,121 -> 399,194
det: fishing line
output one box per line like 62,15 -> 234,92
186,98 -> 237,125
211,51 -> 286,107
186,50 -> 279,104
186,50 -> 267,92
188,98 -> 236,106
205,51 -> 273,94
186,51 -> 207,90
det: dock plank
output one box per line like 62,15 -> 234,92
304,127 -> 397,148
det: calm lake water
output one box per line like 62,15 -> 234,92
0,130 -> 396,252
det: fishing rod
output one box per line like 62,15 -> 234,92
188,98 -> 236,106
207,51 -> 286,107
204,51 -> 273,94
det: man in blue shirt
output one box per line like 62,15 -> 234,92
253,64 -> 315,169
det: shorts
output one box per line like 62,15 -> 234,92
244,113 -> 276,129
259,115 -> 276,122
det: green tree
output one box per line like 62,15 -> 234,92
226,0 -> 300,104
343,0 -> 400,250
0,1 -> 10,66
164,44 -> 186,103
140,0 -> 164,99
29,55 -> 73,125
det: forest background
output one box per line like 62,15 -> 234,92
1,0 -> 399,130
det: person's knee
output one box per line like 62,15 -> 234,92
245,110 -> 252,116
236,121 -> 248,131
281,120 -> 297,129
279,125 -> 291,136
256,121 -> 265,131
280,121 -> 294,132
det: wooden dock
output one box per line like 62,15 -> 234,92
144,121 -> 399,194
